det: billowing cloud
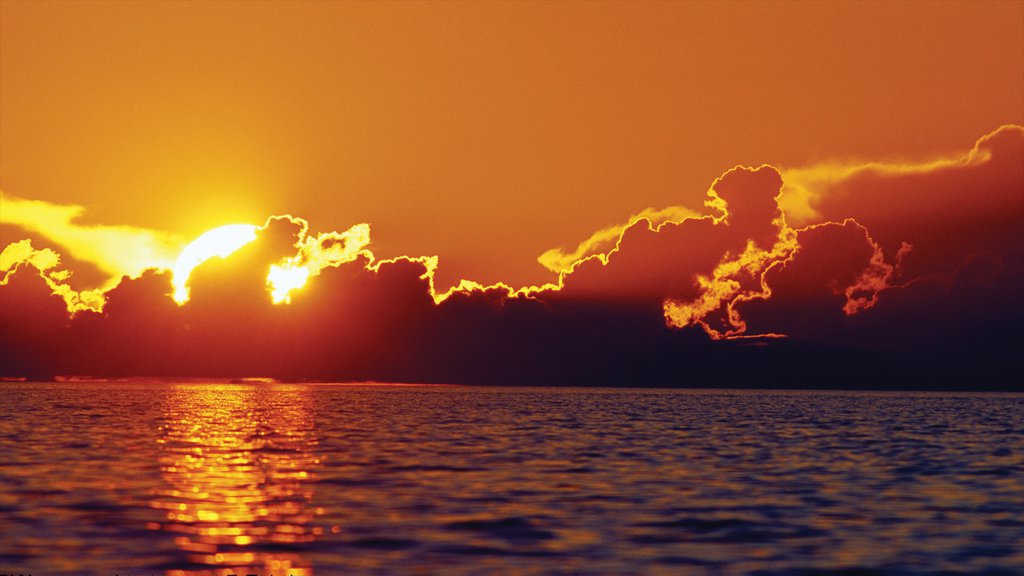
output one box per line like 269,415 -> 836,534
662,125 -> 1024,341
1,239 -> 105,313
1,126 -> 1022,389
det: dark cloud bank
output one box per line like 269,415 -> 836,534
2,127 -> 1022,390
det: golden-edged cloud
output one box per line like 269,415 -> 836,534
777,124 -> 1017,227
0,239 -> 105,312
537,205 -> 702,274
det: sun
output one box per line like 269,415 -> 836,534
172,224 -> 259,303
267,262 -> 311,304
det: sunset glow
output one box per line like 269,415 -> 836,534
1,3 -> 1023,575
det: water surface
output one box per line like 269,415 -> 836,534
1,383 -> 1022,575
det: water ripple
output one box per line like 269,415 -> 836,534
0,384 -> 1022,575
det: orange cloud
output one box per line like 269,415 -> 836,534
657,165 -> 797,338
664,125 -> 1023,340
537,205 -> 702,275
1,239 -> 104,313
266,219 -> 372,304
777,126 -> 1011,227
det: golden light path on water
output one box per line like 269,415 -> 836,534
151,384 -> 321,576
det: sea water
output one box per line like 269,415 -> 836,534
1,383 -> 1022,575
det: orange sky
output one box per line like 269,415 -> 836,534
2,1 -> 1022,289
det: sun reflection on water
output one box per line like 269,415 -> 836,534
151,384 -> 321,576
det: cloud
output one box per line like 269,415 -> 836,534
1,239 -> 61,276
1,126 -> 1021,388
0,245 -> 78,378
537,205 -> 702,274
0,192 -> 183,286
1,239 -> 104,313
778,125 -> 1024,281
662,125 -> 1024,340
777,126 -> 1007,227
267,219 -> 372,304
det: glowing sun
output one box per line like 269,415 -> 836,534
172,224 -> 258,303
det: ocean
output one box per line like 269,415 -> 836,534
1,382 -> 1022,575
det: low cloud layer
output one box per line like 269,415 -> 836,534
2,126 -> 1022,388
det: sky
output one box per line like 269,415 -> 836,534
3,1 -> 1022,289
1,1 -> 1023,387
